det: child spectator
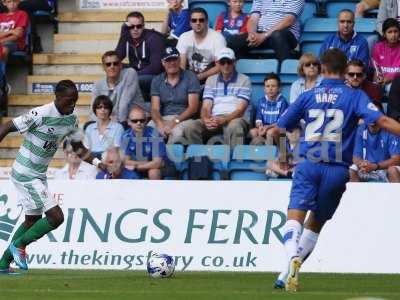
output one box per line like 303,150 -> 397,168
214,0 -> 249,43
161,0 -> 191,46
372,18 -> 400,89
249,73 -> 288,145
0,0 -> 29,60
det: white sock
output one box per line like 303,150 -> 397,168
282,219 -> 303,261
297,228 -> 319,261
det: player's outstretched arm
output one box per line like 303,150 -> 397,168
0,120 -> 18,144
376,115 -> 400,136
69,140 -> 107,172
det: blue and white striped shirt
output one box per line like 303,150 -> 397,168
251,0 -> 304,41
203,72 -> 251,117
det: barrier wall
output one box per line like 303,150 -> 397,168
0,180 -> 398,273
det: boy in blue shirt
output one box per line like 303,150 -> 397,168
350,122 -> 400,182
270,48 -> 400,292
249,73 -> 288,145
161,0 -> 191,46
122,106 -> 166,179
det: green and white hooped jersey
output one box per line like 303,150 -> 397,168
11,102 -> 81,182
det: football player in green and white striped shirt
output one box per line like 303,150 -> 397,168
0,80 -> 106,273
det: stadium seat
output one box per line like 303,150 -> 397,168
229,145 -> 277,180
326,1 -> 357,18
236,59 -> 279,84
280,59 -> 299,84
281,84 -> 291,100
189,0 -> 228,27
301,42 -> 322,56
243,1 -> 252,13
182,144 -> 230,180
166,144 -> 185,172
300,2 -> 316,28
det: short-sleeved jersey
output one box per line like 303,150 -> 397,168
0,10 -> 29,50
353,123 -> 400,163
12,102 -> 80,182
277,78 -> 383,165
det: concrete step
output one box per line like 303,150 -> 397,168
54,33 -> 119,54
33,53 -> 103,75
27,75 -> 101,94
0,158 -> 64,168
1,115 -> 90,125
9,94 -> 92,106
58,11 -> 163,34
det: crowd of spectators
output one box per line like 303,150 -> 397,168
2,0 -> 398,182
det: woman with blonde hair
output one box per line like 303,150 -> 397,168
289,53 -> 322,104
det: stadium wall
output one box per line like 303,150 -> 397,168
0,181 -> 397,273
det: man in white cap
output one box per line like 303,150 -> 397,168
183,47 -> 251,148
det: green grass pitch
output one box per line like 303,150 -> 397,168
0,270 -> 399,300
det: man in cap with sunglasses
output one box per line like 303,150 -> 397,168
184,47 -> 251,147
150,46 -> 200,144
122,106 -> 166,179
91,50 -> 148,123
115,11 -> 166,102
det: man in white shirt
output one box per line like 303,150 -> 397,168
177,7 -> 226,84
54,141 -> 97,180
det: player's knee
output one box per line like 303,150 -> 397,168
46,207 -> 64,228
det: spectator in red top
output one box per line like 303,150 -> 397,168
215,0 -> 249,43
345,59 -> 384,110
0,0 -> 29,60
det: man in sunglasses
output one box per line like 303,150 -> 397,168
184,47 -> 250,147
319,9 -> 369,66
91,50 -> 148,123
150,46 -> 200,144
345,59 -> 383,109
122,106 -> 166,179
177,7 -> 226,84
115,11 -> 165,102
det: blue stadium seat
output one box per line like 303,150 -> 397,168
326,1 -> 357,18
229,145 -> 277,180
300,2 -> 316,28
236,59 -> 279,83
301,42 -> 322,56
166,144 -> 185,173
182,144 -> 230,180
281,84 -> 291,100
189,0 -> 228,27
302,18 -> 376,43
244,1 -> 252,13
280,59 -> 299,84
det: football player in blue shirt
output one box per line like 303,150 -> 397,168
270,48 -> 400,292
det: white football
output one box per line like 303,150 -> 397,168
147,253 -> 175,278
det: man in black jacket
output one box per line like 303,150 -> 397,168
115,11 -> 166,102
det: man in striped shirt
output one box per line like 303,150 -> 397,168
0,80 -> 106,273
227,0 -> 304,61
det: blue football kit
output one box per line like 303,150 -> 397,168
277,78 -> 383,222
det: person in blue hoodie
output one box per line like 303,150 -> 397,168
249,73 -> 289,145
319,9 -> 369,66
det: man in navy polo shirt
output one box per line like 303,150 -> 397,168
270,48 -> 400,291
319,9 -> 369,66
122,106 -> 166,179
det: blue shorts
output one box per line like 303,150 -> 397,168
289,160 -> 350,223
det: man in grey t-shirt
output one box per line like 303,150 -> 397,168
150,47 -> 201,144
91,50 -> 148,123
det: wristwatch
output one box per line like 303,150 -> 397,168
174,118 -> 180,124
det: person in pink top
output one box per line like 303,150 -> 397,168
372,18 -> 400,86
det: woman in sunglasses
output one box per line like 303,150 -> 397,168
84,95 -> 125,159
289,53 -> 322,104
